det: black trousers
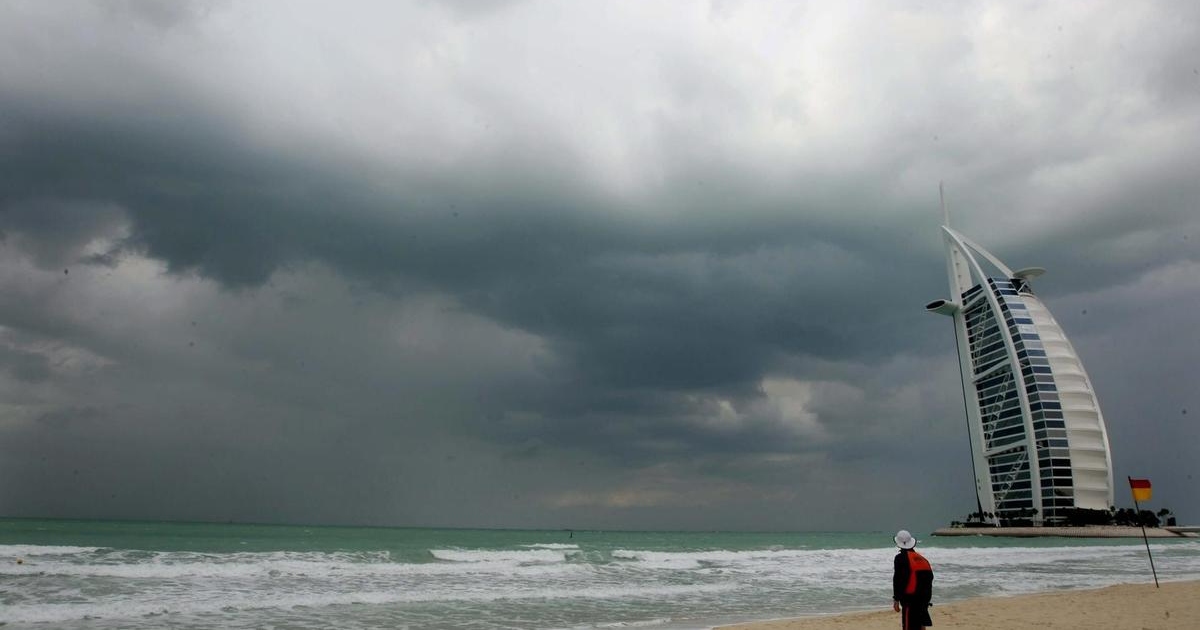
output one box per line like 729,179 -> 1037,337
901,602 -> 933,629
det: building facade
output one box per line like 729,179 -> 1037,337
926,227 -> 1114,525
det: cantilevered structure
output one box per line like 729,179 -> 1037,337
927,227 -> 1114,525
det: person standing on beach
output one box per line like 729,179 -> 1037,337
892,529 -> 934,630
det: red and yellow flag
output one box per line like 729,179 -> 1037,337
1129,478 -> 1152,503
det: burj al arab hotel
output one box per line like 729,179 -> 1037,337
926,227 -> 1114,525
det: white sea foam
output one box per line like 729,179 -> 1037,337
0,549 -> 593,581
610,546 -> 888,581
0,544 -> 104,557
430,548 -> 572,564
1,571 -> 736,624
5,533 -> 1200,630
594,617 -> 674,628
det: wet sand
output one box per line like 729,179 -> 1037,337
716,580 -> 1200,630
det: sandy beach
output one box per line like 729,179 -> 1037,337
717,580 -> 1200,630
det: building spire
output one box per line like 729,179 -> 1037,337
940,181 -> 949,228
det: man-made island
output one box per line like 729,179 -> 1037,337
932,525 -> 1198,538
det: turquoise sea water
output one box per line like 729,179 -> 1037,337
3,518 -> 1200,629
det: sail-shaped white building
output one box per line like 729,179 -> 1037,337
926,227 -> 1114,525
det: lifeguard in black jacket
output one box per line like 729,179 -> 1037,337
892,529 -> 934,630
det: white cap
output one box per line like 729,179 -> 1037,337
894,529 -> 917,549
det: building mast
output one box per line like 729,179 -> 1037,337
936,185 -> 986,520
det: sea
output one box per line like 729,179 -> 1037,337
3,519 -> 1200,629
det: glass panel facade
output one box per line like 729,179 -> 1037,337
962,278 -> 1075,523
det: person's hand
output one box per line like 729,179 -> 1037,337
892,600 -> 900,613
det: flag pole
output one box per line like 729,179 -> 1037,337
1129,476 -> 1160,588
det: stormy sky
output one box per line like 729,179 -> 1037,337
1,0 -> 1197,532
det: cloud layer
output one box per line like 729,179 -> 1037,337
1,0 -> 1198,531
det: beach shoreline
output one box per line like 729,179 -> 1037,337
714,580 -> 1200,630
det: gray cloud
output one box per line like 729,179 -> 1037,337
1,0 -> 1197,531
99,0 -> 228,30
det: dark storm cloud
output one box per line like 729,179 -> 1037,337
0,75 -> 946,406
0,197 -> 127,271
0,343 -> 54,383
1,0 -> 1198,530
